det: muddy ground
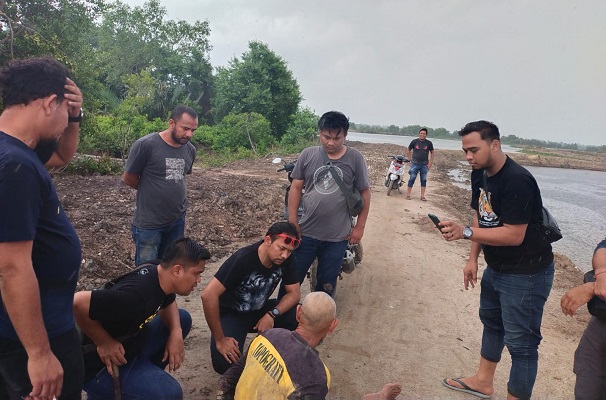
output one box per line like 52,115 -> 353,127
57,142 -> 599,290
53,142 -> 601,399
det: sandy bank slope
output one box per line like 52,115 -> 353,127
174,172 -> 589,399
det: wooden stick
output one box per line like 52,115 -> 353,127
112,362 -> 121,400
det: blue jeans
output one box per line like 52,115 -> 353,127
0,327 -> 84,400
479,262 -> 554,399
210,299 -> 298,374
84,309 -> 192,400
293,236 -> 348,296
131,213 -> 186,266
407,162 -> 428,187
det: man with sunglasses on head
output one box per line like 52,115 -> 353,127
201,222 -> 301,374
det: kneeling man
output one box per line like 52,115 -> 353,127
201,222 -> 301,374
74,238 -> 210,400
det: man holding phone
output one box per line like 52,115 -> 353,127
437,121 -> 553,400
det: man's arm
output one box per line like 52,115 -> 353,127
462,213 -> 482,290
201,278 -> 241,362
440,216 -> 527,247
350,187 -> 370,244
287,179 -> 304,234
121,172 -> 140,190
158,301 -> 184,372
255,282 -> 301,333
216,350 -> 247,400
73,291 -> 127,375
0,241 -> 64,399
592,244 -> 606,299
427,150 -> 435,169
45,78 -> 83,168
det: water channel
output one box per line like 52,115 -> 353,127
349,132 -> 606,272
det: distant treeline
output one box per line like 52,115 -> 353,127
350,123 -> 606,153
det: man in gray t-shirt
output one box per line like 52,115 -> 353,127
122,105 -> 198,265
286,111 -> 370,296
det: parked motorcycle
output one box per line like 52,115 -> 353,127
384,155 -> 410,196
272,157 -> 363,295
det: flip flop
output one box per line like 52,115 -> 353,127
406,196 -> 411,200
420,197 -> 427,201
442,378 -> 491,399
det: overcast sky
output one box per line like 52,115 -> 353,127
121,0 -> 605,146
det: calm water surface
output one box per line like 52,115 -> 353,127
352,132 -> 606,271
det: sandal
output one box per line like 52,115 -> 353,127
420,197 -> 427,201
406,196 -> 411,200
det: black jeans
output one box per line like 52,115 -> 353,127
0,327 -> 84,400
210,299 -> 298,374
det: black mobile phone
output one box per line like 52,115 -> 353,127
428,213 -> 443,231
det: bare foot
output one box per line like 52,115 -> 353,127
361,382 -> 402,400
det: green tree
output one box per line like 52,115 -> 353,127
213,41 -> 302,139
213,112 -> 275,153
280,107 -> 318,146
94,0 -> 213,121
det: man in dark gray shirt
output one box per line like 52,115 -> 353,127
286,111 -> 371,297
122,105 -> 198,265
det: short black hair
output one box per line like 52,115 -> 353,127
265,222 -> 300,241
318,111 -> 349,137
0,57 -> 70,107
160,237 -> 210,269
170,105 -> 198,122
419,128 -> 428,134
458,120 -> 500,142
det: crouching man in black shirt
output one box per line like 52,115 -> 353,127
74,238 -> 210,400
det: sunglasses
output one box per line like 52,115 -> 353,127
274,234 -> 301,248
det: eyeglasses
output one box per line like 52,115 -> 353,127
274,234 -> 301,248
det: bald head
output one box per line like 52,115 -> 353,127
299,292 -> 337,333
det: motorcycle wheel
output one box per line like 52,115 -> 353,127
354,242 -> 363,264
308,258 -> 318,292
387,180 -> 396,196
308,258 -> 338,297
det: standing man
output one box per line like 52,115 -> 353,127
122,105 -> 198,266
0,57 -> 84,400
561,237 -> 606,400
217,292 -> 402,400
201,222 -> 301,375
74,238 -> 210,400
438,121 -> 554,400
287,111 -> 371,296
405,127 -> 434,201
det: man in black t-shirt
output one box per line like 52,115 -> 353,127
405,128 -> 434,201
74,238 -> 210,400
201,222 -> 301,374
438,121 -> 554,400
0,57 -> 84,400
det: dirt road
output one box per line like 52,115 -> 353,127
57,142 -> 591,399
172,172 -> 587,399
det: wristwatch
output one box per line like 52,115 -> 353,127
463,226 -> 473,240
68,108 -> 83,123
268,308 -> 280,319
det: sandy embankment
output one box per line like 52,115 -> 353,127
173,147 -> 589,399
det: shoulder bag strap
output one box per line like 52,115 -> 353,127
319,146 -> 350,198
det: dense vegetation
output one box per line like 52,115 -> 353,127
1,0 -> 602,175
0,0 -> 317,171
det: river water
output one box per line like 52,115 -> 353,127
350,132 -> 606,272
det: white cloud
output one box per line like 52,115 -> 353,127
118,0 -> 605,145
